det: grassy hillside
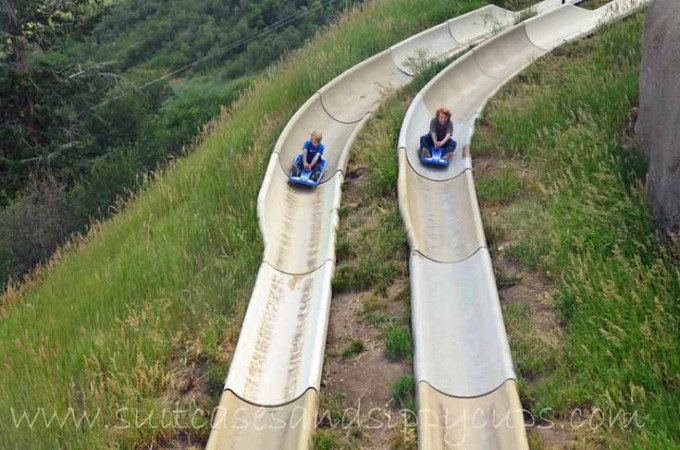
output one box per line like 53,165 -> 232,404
60,0 -> 352,75
472,11 -> 679,449
0,0 -> 486,448
1,0 -> 359,289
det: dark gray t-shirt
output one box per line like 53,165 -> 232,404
430,117 -> 453,141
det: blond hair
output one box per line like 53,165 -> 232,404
310,130 -> 323,141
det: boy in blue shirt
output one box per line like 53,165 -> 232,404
291,131 -> 325,181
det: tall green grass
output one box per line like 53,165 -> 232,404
474,12 -> 679,449
0,1 -> 488,448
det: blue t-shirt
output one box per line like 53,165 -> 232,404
303,140 -> 325,164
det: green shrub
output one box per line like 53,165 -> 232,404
384,326 -> 412,361
342,339 -> 366,357
391,374 -> 415,411
312,431 -> 340,450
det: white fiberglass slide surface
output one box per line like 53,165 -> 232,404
389,0 -> 581,76
397,1 -> 648,449
207,2 -> 577,449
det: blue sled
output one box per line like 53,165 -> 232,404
288,154 -> 327,187
419,147 -> 450,167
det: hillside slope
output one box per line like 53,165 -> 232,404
0,0 -> 356,289
0,1 -> 486,448
471,11 -> 679,449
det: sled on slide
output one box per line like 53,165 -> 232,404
418,146 -> 450,167
288,154 -> 327,187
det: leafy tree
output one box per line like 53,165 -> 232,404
1,0 -> 104,69
1,0 -> 108,200
0,62 -> 108,201
0,0 -> 361,288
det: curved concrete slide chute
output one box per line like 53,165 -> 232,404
444,0 -> 582,48
417,380 -> 527,450
389,2 -> 576,78
208,390 -> 318,450
447,4 -> 516,45
410,250 -> 515,397
206,260 -> 333,450
524,5 -> 603,49
525,1 -> 646,50
390,22 -> 462,77
420,50 -> 497,120
398,2 -> 649,449
259,111 -> 370,274
223,261 -> 334,405
398,156 -> 485,263
319,50 -> 411,124
258,161 -> 342,274
273,93 -> 360,182
401,3 -> 643,183
388,5 -> 516,78
472,25 -> 545,79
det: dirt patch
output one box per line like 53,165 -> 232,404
529,418 -> 602,450
323,291 -> 409,447
321,160 -> 412,449
473,154 -> 530,178
161,434 -> 204,450
495,251 -> 563,341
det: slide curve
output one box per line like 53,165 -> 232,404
206,1 -> 583,448
397,1 -> 648,449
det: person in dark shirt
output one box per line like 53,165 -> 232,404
291,131 -> 325,180
420,107 -> 457,161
